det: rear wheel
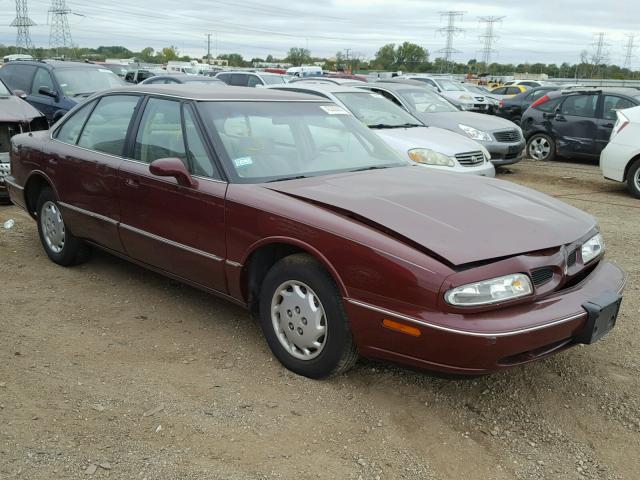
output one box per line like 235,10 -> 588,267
627,159 -> 640,199
259,254 -> 358,379
36,187 -> 89,266
527,133 -> 556,161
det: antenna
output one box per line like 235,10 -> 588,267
478,16 -> 504,68
11,0 -> 36,52
437,11 -> 464,72
49,0 -> 73,55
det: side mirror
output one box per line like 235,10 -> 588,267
38,86 -> 58,99
149,157 -> 198,188
13,89 -> 27,99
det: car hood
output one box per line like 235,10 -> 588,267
373,126 -> 484,157
0,95 -> 43,122
265,167 -> 595,266
414,111 -> 519,132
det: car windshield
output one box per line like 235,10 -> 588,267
397,89 -> 459,113
183,78 -> 224,84
55,68 -> 125,96
261,75 -> 287,85
464,85 -> 487,94
198,101 -> 407,183
438,80 -> 464,91
334,92 -> 422,128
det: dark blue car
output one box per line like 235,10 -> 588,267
0,60 -> 125,124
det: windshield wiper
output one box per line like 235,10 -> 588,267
368,123 -> 422,129
266,175 -> 309,183
349,165 -> 392,172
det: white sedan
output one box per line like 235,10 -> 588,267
600,106 -> 640,198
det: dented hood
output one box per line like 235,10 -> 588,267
265,166 -> 596,266
0,95 -> 43,122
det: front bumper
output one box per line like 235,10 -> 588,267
346,260 -> 626,374
416,161 -> 495,177
600,142 -> 635,183
482,139 -> 526,166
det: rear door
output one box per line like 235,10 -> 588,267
118,97 -> 228,292
552,94 -> 599,158
596,94 -> 637,153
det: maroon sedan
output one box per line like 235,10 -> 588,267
5,85 -> 626,378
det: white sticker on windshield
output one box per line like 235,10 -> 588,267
320,105 -> 350,115
370,94 -> 385,99
233,156 -> 253,168
98,69 -> 112,73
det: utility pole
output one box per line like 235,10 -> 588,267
623,34 -> 637,71
478,16 -> 504,71
437,11 -> 464,73
207,33 -> 212,63
345,48 -> 351,73
48,0 -> 73,58
11,0 -> 36,53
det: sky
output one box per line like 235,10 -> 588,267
1,0 -> 639,67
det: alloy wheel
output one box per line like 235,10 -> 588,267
529,136 -> 551,160
41,201 -> 66,254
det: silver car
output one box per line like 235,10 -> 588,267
268,82 -> 495,177
358,82 -> 525,167
399,75 -> 493,113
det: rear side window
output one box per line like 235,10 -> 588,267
55,100 -> 96,144
602,95 -> 636,121
229,74 -> 247,87
216,73 -> 231,84
247,75 -> 262,87
506,87 -> 522,95
492,87 -> 507,95
535,96 -> 562,113
560,94 -> 598,118
78,95 -> 140,156
1,64 -> 37,92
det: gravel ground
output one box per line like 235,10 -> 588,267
0,159 -> 638,480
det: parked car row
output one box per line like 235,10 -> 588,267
3,84 -> 626,378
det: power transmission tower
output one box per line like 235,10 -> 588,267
11,0 -> 36,52
48,0 -> 73,56
207,33 -> 212,62
478,16 -> 504,70
623,34 -> 637,70
437,11 -> 464,72
590,32 -> 610,78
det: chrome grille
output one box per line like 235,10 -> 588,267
455,150 -> 485,166
494,130 -> 521,143
474,96 -> 485,101
531,268 -> 553,287
0,161 -> 9,182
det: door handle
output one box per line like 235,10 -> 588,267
123,178 -> 141,188
47,158 -> 58,166
555,115 -> 567,122
603,123 -> 614,128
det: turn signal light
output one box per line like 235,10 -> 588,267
382,319 -> 421,337
530,95 -> 550,109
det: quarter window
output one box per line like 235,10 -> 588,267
560,95 -> 598,118
602,95 -> 635,121
77,95 -> 139,156
183,106 -> 217,178
55,100 -> 96,145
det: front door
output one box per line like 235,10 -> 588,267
118,97 -> 228,292
29,67 -> 58,122
552,94 -> 599,159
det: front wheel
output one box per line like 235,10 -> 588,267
36,187 -> 89,266
259,254 -> 358,379
527,133 -> 556,161
627,159 -> 640,199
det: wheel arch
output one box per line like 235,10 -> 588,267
623,154 -> 640,182
23,171 -> 58,218
239,237 -> 348,317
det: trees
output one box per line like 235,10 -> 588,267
372,42 -> 428,71
286,47 -> 311,66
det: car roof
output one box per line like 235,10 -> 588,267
100,84 -> 327,101
5,59 -> 105,70
549,87 -> 640,97
275,83 -> 364,94
362,82 -> 426,92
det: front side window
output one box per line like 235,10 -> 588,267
198,101 -> 406,183
334,92 -> 421,128
602,95 -> 635,121
247,76 -> 262,87
229,74 -> 247,87
134,98 -> 186,164
77,95 -> 140,156
560,94 -> 598,118
438,80 -> 463,91
55,100 -> 97,144
54,68 -> 124,96
32,68 -> 55,95
397,89 -> 458,113
492,87 -> 507,95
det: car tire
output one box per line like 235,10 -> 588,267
258,253 -> 358,379
627,158 -> 640,199
527,133 -> 556,161
36,187 -> 90,266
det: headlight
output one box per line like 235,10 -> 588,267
445,273 -> 533,307
408,149 -> 455,167
459,94 -> 473,101
581,233 -> 604,264
479,144 -> 491,161
458,124 -> 492,142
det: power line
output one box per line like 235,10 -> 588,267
623,34 -> 637,70
478,16 -> 504,67
10,0 -> 36,52
48,0 -> 73,54
437,10 -> 464,72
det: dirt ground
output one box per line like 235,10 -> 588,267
1,159 -> 639,480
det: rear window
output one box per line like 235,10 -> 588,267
0,64 -> 37,92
